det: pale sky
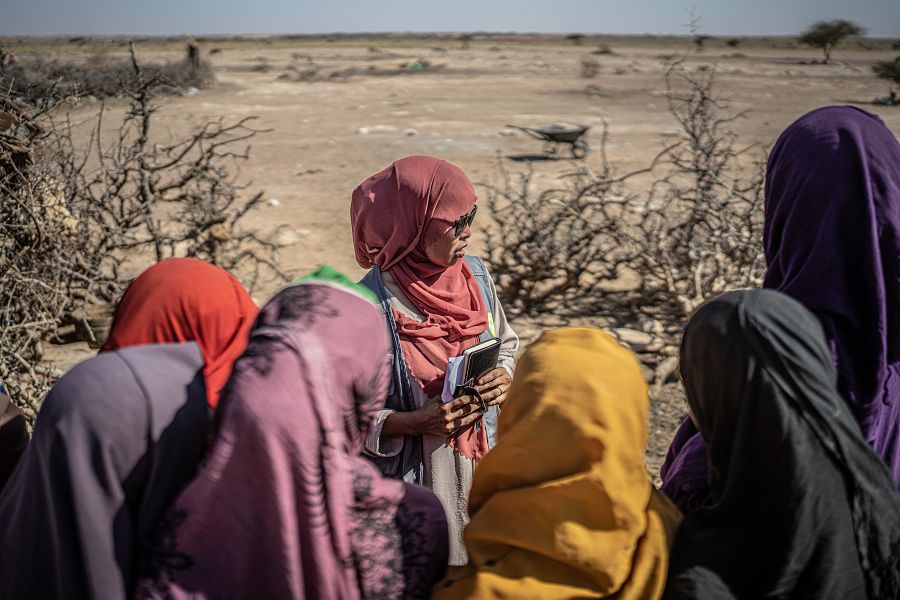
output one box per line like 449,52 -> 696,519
4,0 -> 900,38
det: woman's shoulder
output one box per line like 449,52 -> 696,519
358,269 -> 394,307
358,267 -> 381,292
463,254 -> 488,274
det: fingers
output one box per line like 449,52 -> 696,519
423,400 -> 484,436
485,391 -> 507,407
475,374 -> 511,404
478,385 -> 506,401
475,373 -> 511,396
447,395 -> 474,410
443,400 -> 481,421
476,368 -> 509,387
451,411 -> 481,431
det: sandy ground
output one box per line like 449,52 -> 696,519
30,35 -> 900,479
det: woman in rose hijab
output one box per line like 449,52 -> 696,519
134,278 -> 449,600
661,106 -> 900,512
102,257 -> 259,409
352,156 -> 519,566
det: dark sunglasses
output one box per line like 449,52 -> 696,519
450,205 -> 478,237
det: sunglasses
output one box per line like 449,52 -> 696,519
450,205 -> 478,237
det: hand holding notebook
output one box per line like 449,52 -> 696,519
441,338 -> 502,407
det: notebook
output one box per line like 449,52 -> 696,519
441,337 -> 502,403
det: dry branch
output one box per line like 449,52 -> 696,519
484,61 -> 766,357
1,45 -> 285,422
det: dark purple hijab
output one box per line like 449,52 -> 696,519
0,343 -> 210,600
662,106 -> 900,511
0,383 -> 28,493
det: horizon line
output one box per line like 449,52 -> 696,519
2,30 -> 896,40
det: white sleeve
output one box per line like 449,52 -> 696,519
363,409 -> 404,458
486,266 -> 519,376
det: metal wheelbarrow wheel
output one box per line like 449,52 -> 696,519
571,140 -> 588,158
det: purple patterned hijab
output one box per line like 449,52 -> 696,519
662,106 -> 900,511
135,282 -> 449,600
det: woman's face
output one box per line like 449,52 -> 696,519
423,205 -> 476,268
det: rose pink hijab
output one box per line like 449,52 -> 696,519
135,283 -> 449,599
351,156 -> 489,460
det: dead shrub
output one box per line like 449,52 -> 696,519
1,44 -> 285,422
483,60 -> 766,349
580,56 -> 601,78
591,45 -> 614,55
0,44 -> 213,106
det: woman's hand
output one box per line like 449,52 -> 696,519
414,395 -> 483,437
474,368 -> 512,407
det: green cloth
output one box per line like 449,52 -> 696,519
293,265 -> 378,305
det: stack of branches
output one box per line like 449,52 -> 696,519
484,60 -> 765,378
0,43 -> 213,106
1,45 -> 285,422
0,95 -> 72,420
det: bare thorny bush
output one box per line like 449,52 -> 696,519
1,45 -> 286,421
484,59 -> 766,370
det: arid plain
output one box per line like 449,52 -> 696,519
12,33 -> 900,475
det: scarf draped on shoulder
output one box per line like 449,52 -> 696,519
0,343 -> 210,600
661,106 -> 900,513
763,106 -> 900,482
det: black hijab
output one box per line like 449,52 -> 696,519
666,289 -> 900,599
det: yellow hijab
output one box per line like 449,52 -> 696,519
434,328 -> 681,599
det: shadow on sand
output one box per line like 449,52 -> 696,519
505,153 -> 562,162
834,97 -> 899,107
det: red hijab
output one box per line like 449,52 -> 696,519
351,156 -> 489,460
101,258 -> 259,409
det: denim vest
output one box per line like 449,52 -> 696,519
360,255 -> 499,484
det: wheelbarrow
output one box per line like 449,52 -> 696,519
505,123 -> 590,158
